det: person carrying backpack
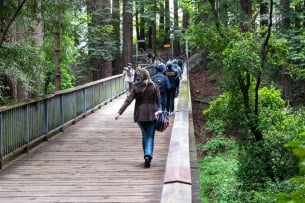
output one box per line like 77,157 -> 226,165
165,61 -> 178,115
171,59 -> 182,97
151,63 -> 171,111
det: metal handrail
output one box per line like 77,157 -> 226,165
0,65 -> 154,169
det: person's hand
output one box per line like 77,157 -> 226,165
115,113 -> 120,120
155,110 -> 162,118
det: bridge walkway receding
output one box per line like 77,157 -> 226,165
0,95 -> 173,203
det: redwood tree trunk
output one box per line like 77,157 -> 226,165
173,0 -> 181,57
54,0 -> 61,91
112,0 -> 121,75
123,0 -> 133,66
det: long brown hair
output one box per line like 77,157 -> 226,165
139,68 -> 155,92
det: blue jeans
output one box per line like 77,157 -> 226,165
137,121 -> 156,159
124,81 -> 132,96
166,89 -> 176,112
160,92 -> 167,111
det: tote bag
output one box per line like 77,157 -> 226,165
155,111 -> 169,132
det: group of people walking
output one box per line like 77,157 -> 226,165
115,59 -> 183,168
121,60 -> 182,113
151,59 -> 182,114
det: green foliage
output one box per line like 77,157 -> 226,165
257,87 -> 286,132
277,129 -> 305,202
188,0 -> 305,202
238,107 -> 304,195
222,34 -> 261,88
197,124 -> 302,202
239,141 -> 286,190
198,135 -> 240,203
203,92 -> 246,135
203,86 -> 303,198
188,23 -> 240,74
279,30 -> 305,78
0,45 -> 48,98
203,135 -> 236,155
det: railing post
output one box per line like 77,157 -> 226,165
0,113 -> 3,169
83,88 -> 86,118
72,91 -> 76,124
60,94 -> 64,132
44,99 -> 49,141
24,104 -> 30,153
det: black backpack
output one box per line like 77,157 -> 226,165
152,74 -> 166,94
155,111 -> 169,132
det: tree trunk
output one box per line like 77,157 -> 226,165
239,0 -> 252,31
173,0 -> 181,57
112,0 -> 121,75
152,0 -> 157,57
159,0 -> 165,48
280,0 -> 290,29
87,0 -> 113,80
123,0 -> 133,66
260,0 -> 268,27
182,5 -> 189,29
31,0 -> 43,49
54,0 -> 61,91
164,0 -> 170,45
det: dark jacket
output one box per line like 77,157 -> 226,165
117,81 -> 161,122
165,65 -> 178,90
151,72 -> 172,95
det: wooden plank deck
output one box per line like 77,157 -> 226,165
0,95 -> 172,203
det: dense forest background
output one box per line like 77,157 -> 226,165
1,0 -> 305,202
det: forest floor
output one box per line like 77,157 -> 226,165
189,67 -> 222,157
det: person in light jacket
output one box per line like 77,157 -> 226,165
115,68 -> 161,168
122,63 -> 135,96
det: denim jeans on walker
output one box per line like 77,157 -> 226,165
160,92 -> 167,111
124,81 -> 132,96
137,121 -> 156,159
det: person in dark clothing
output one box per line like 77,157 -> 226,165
171,59 -> 182,97
115,68 -> 161,168
151,63 -> 171,111
165,62 -> 178,115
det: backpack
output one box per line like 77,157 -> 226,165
152,74 -> 166,94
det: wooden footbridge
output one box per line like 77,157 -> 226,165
0,66 -> 201,203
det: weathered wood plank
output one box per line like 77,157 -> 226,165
0,96 -> 172,203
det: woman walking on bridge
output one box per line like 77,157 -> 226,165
115,68 -> 161,168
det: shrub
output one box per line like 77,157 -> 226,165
198,135 -> 240,203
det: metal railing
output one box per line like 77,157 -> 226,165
0,64 -> 199,202
0,65 -> 154,169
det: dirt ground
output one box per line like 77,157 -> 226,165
189,67 -> 221,152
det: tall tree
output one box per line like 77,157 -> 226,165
159,0 -> 165,48
112,0 -> 121,75
151,0 -> 157,56
173,0 -> 181,57
0,0 -> 27,47
280,0 -> 290,29
87,0 -> 113,81
164,0 -> 170,46
239,0 -> 252,31
54,0 -> 62,90
260,0 -> 268,27
31,0 -> 43,47
123,0 -> 133,66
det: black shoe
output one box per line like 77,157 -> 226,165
144,156 -> 151,168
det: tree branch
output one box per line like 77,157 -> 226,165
0,0 -> 28,47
